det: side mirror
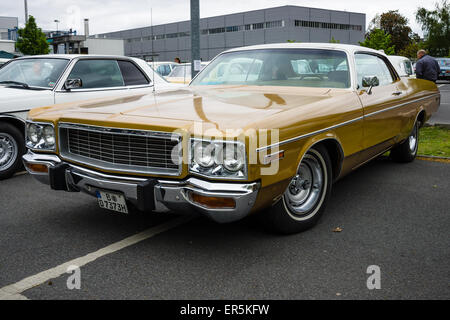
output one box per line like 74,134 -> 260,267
362,76 -> 379,94
65,78 -> 82,90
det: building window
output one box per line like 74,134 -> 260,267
252,23 -> 264,30
265,20 -> 283,29
208,27 -> 225,34
295,20 -> 362,32
226,25 -> 242,32
166,33 -> 178,38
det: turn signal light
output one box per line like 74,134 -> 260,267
190,192 -> 236,209
25,163 -> 48,173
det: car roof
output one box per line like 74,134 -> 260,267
223,43 -> 387,56
14,54 -> 137,60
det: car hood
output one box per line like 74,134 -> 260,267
29,85 -> 353,135
0,86 -> 53,113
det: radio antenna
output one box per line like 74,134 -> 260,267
150,7 -> 156,93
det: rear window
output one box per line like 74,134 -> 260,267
117,60 -> 149,86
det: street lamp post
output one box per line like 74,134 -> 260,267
54,19 -> 60,34
24,0 -> 28,23
190,0 -> 200,79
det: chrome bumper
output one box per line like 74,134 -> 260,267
23,151 -> 260,223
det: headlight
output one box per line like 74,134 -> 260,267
190,139 -> 247,179
193,141 -> 215,168
26,122 -> 56,151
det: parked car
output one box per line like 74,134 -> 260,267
166,62 -> 209,84
0,58 -> 10,68
148,61 -> 179,77
0,54 -> 181,179
388,55 -> 415,78
436,57 -> 450,80
23,43 -> 440,234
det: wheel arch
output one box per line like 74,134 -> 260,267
294,134 -> 345,183
416,109 -> 426,127
0,115 -> 26,136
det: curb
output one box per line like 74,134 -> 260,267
424,122 -> 450,129
417,155 -> 450,163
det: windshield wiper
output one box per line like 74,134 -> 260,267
0,81 -> 30,89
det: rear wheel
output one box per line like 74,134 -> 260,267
263,144 -> 333,234
0,122 -> 25,180
390,120 -> 419,163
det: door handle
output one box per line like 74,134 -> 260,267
392,91 -> 403,96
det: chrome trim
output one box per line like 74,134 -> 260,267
256,116 -> 363,152
58,122 -> 179,139
189,138 -> 248,180
58,122 -> 183,176
25,121 -> 56,152
263,150 -> 285,165
256,92 -> 440,153
364,93 -> 440,118
22,151 -> 61,184
23,151 -> 259,224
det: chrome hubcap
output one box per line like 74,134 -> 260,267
284,153 -> 324,216
409,123 -> 418,154
0,133 -> 17,171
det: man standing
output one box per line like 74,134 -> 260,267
415,50 -> 440,83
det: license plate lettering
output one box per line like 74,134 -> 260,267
97,190 -> 128,214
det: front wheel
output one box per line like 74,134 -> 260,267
263,144 -> 333,234
390,120 -> 420,163
0,122 -> 25,180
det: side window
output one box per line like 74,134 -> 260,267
355,54 -> 394,88
117,60 -> 150,86
68,59 -> 124,89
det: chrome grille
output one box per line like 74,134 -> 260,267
58,123 -> 182,176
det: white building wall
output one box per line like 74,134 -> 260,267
84,38 -> 125,55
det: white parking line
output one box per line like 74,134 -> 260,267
0,215 -> 193,300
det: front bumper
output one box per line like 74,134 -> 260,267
23,151 -> 260,223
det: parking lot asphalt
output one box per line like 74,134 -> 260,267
0,157 -> 449,300
429,81 -> 450,126
0,83 -> 449,300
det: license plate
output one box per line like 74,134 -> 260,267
96,190 -> 129,214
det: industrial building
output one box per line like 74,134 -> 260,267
0,16 -> 18,56
0,16 -> 18,41
96,5 -> 366,62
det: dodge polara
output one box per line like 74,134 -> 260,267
23,44 -> 440,234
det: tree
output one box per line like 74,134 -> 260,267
16,16 -> 50,55
398,42 -> 421,59
416,0 -> 450,57
359,29 -> 395,54
369,10 -> 413,54
329,37 -> 340,43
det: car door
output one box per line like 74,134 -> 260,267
54,58 -> 152,104
355,52 -> 404,160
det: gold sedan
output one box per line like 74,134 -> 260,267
23,43 -> 440,234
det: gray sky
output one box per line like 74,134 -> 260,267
0,0 -> 438,36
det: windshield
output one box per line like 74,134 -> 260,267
191,49 -> 350,88
437,58 -> 450,67
0,58 -> 69,89
169,65 -> 191,78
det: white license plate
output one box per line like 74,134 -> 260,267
96,190 -> 129,214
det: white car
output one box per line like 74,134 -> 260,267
0,54 -> 181,179
166,62 -> 210,84
388,55 -> 415,78
0,58 -> 10,68
148,61 -> 179,77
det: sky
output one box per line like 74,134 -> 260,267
0,0 -> 439,36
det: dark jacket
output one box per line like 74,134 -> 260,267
415,55 -> 440,82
